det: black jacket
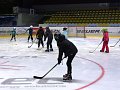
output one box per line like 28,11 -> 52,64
44,28 -> 53,43
36,28 -> 44,39
58,39 -> 78,59
26,28 -> 33,35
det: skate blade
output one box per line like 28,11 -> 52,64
36,48 -> 42,50
63,79 -> 72,82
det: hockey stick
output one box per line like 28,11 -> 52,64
33,57 -> 65,79
89,41 -> 103,53
110,39 -> 120,47
28,38 -> 37,48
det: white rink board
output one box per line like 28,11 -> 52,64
0,27 -> 120,37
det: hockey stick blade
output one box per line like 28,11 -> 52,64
33,58 -> 65,79
110,46 -> 114,47
33,64 -> 58,79
110,39 -> 120,47
28,38 -> 37,48
33,76 -> 43,79
89,51 -> 94,53
89,41 -> 103,53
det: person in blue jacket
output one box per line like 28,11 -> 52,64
26,25 -> 33,42
62,27 -> 68,39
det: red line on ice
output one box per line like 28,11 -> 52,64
0,61 -> 9,65
0,65 -> 26,67
75,56 -> 105,90
0,67 -> 20,70
0,61 -> 26,70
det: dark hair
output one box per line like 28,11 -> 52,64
63,27 -> 67,31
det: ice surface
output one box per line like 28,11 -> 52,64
0,37 -> 120,90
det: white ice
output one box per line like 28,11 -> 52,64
0,36 -> 120,90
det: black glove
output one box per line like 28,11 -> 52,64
44,38 -> 46,41
64,54 -> 67,58
44,37 -> 46,41
57,58 -> 62,64
102,38 -> 104,41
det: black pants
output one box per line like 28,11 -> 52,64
47,38 -> 53,50
66,53 -> 76,75
38,38 -> 44,48
28,34 -> 33,42
10,35 -> 16,41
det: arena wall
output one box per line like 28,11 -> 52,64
0,27 -> 120,38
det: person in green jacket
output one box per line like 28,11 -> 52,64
10,27 -> 17,41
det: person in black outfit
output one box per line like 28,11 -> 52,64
36,26 -> 44,48
55,34 -> 78,80
26,25 -> 33,42
44,27 -> 53,52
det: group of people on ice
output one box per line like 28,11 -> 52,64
10,26 -> 77,80
26,26 -> 77,80
10,26 -> 119,80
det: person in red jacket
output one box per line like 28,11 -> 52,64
100,28 -> 109,53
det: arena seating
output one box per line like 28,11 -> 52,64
44,9 -> 120,24
0,15 -> 16,26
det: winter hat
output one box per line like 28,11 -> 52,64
46,27 -> 49,29
63,27 -> 67,31
101,28 -> 108,32
13,27 -> 16,29
54,33 -> 61,41
39,26 -> 42,28
30,25 -> 33,28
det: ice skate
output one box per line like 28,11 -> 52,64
50,48 -> 53,51
63,74 -> 68,78
45,49 -> 49,52
100,50 -> 104,52
63,74 -> 72,81
105,51 -> 109,53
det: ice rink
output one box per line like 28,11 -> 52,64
0,36 -> 120,90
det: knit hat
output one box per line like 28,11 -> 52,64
101,28 -> 108,32
63,27 -> 67,31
